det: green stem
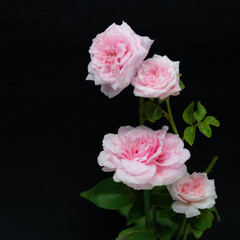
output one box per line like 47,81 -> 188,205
183,222 -> 190,240
175,216 -> 184,240
152,206 -> 157,232
165,97 -> 179,135
139,97 -> 145,125
127,186 -> 134,202
205,155 -> 219,174
143,190 -> 151,230
139,97 -> 151,231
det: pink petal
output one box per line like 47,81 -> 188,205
185,205 -> 201,218
97,151 -> 117,170
150,164 -> 187,186
100,84 -> 123,98
115,161 -> 156,186
192,197 -> 216,209
172,201 -> 188,214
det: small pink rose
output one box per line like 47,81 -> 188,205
132,55 -> 181,99
97,125 -> 190,190
167,172 -> 217,218
86,22 -> 154,98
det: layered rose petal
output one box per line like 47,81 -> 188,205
168,172 -> 217,218
132,54 -> 181,99
156,133 -> 190,169
97,151 -> 120,171
150,164 -> 187,187
97,125 -> 189,190
114,161 -> 157,189
191,197 -> 216,209
86,21 -> 154,98
172,201 -> 201,218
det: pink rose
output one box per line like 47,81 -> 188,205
132,55 -> 181,99
86,21 -> 154,98
167,172 -> 217,218
97,125 -> 190,190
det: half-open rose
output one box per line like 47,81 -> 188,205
167,172 -> 217,218
132,54 -> 181,99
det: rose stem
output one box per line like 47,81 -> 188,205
165,97 -> 179,135
174,215 -> 184,240
183,221 -> 190,240
143,190 -> 151,230
139,97 -> 151,230
139,97 -> 145,126
205,155 -> 219,174
152,206 -> 157,233
165,97 -> 188,239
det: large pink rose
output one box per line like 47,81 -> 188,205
132,55 -> 181,99
86,22 -> 154,98
167,172 -> 217,218
97,125 -> 190,190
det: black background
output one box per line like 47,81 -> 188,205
1,0 -> 240,239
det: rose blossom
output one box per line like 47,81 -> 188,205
86,21 -> 154,98
97,125 -> 190,190
132,54 -> 181,99
167,172 -> 217,218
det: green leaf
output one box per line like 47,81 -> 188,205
170,214 -> 182,226
80,177 -> 132,210
119,204 -> 132,218
198,122 -> 212,138
193,101 -> 207,122
147,103 -> 163,123
117,229 -> 157,240
118,227 -> 142,237
190,217 -> 205,231
140,101 -> 162,123
204,116 -> 220,127
179,80 -> 185,90
116,234 -> 132,240
203,210 -> 214,221
210,206 -> 221,222
182,102 -> 195,125
151,186 -> 173,208
202,212 -> 212,228
127,194 -> 145,225
190,212 -> 213,232
158,208 -> 176,218
156,225 -> 173,240
184,126 -> 196,146
192,229 -> 203,239
156,216 -> 178,231
128,232 -> 157,240
139,101 -> 151,121
134,217 -> 145,228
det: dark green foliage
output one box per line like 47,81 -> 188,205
80,178 -> 132,210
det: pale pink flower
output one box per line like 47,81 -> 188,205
132,54 -> 181,99
167,172 -> 217,218
86,22 -> 154,98
97,125 -> 190,190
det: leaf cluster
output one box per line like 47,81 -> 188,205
81,180 -> 184,239
140,100 -> 163,123
182,101 -> 220,146
189,208 -> 220,239
80,174 -> 220,239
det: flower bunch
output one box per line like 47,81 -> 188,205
82,22 -> 220,240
